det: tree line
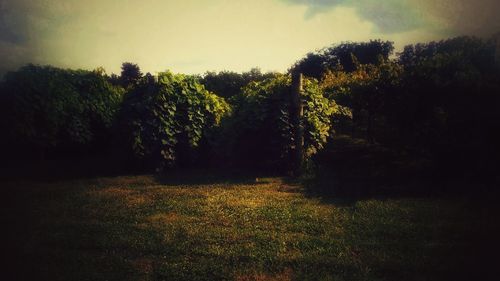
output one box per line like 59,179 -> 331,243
1,36 -> 499,186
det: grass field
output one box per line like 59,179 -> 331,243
1,174 -> 495,281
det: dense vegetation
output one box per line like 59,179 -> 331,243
1,35 -> 499,191
118,71 -> 230,171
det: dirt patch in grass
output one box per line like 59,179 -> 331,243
236,268 -> 293,281
132,257 -> 155,274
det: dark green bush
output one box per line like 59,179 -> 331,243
0,65 -> 123,155
118,71 -> 230,170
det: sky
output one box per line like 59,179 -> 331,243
1,0 -> 499,75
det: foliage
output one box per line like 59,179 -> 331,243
201,68 -> 278,99
0,65 -> 124,154
120,71 -> 230,169
1,36 -> 499,181
320,37 -> 498,149
201,70 -> 245,99
293,40 -> 394,79
320,57 -> 403,142
222,74 -> 336,171
398,36 -> 497,71
394,36 -> 500,178
120,62 -> 143,88
396,37 -> 499,147
316,36 -> 500,182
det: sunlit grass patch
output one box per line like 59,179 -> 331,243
2,175 -> 491,281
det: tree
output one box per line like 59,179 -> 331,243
321,56 -> 403,143
396,36 -> 499,155
291,52 -> 327,80
293,40 -> 394,79
200,68 -> 278,99
201,70 -> 245,99
120,62 -> 143,88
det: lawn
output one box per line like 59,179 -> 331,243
1,174 -> 494,281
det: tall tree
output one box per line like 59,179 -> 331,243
120,62 -> 143,88
293,40 -> 394,79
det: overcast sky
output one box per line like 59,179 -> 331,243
1,0 -> 499,75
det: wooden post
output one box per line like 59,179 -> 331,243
290,72 -> 304,176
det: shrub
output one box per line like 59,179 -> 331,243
119,71 -> 230,170
0,65 -> 123,157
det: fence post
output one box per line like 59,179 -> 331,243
290,72 -> 304,176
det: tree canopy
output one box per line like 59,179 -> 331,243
293,40 -> 394,79
120,62 -> 143,88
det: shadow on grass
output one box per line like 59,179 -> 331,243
302,135 -> 499,206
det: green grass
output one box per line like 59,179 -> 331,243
1,175 -> 494,281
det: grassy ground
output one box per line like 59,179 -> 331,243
0,174 -> 495,281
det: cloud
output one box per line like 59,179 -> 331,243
0,0 -> 33,74
0,0 -> 78,74
283,0 -> 346,19
279,0 -> 500,35
419,0 -> 500,37
0,0 -> 31,44
280,0 -> 421,33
